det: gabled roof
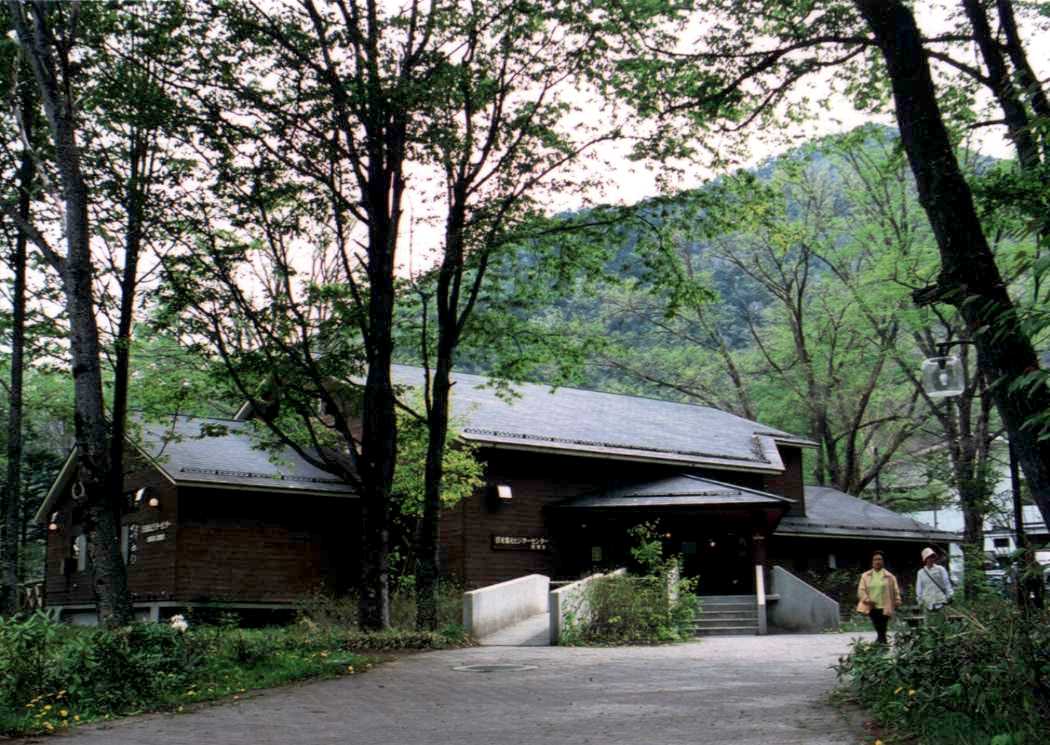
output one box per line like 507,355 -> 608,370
556,474 -> 794,510
36,416 -> 354,523
775,486 -> 960,542
391,365 -> 815,473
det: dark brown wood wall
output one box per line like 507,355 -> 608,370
45,466 -> 178,607
174,487 -> 358,603
440,448 -> 789,589
762,445 -> 805,516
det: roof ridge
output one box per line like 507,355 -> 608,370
391,363 -> 804,439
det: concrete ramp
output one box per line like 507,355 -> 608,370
477,612 -> 550,646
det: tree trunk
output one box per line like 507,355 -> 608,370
854,0 -> 1050,532
415,350 -> 452,630
415,188 -> 468,631
357,215 -> 397,631
10,0 -> 133,625
0,83 -> 34,617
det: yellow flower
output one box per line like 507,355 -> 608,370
43,704 -> 52,711
74,715 -> 81,722
346,666 -> 354,673
908,689 -> 916,697
894,686 -> 903,694
44,722 -> 55,732
59,709 -> 69,717
875,740 -> 883,745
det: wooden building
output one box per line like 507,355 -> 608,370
37,365 -> 957,622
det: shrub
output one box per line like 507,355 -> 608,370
0,612 -> 58,709
563,562 -> 699,645
836,599 -> 1050,744
298,579 -> 464,631
49,622 -> 195,712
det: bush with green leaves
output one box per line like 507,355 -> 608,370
0,611 -> 471,736
296,579 -> 464,631
835,599 -> 1050,745
0,612 -> 59,710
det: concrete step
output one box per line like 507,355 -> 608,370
699,603 -> 755,613
700,594 -> 757,603
694,618 -> 756,629
693,625 -> 759,636
695,613 -> 756,624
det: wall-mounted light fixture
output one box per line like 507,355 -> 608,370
48,512 -> 60,532
495,484 -> 513,501
133,487 -> 160,509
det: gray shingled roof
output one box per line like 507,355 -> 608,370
775,486 -> 960,541
392,365 -> 814,472
557,474 -> 793,510
138,416 -> 354,495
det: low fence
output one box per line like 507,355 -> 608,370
769,565 -> 840,632
463,574 -> 549,639
548,568 -> 626,645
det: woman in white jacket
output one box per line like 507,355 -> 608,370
916,547 -> 953,612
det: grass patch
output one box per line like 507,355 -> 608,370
0,611 -> 470,737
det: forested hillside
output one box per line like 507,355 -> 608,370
448,125 -> 1041,537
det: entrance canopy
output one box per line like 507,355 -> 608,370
554,474 -> 793,594
556,474 -> 794,512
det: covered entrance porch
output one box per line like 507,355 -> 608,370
550,474 -> 793,595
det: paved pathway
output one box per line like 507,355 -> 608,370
477,612 -> 550,646
28,633 -> 874,745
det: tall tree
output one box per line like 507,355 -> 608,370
3,1 -> 194,624
169,0 -> 468,630
3,0 -> 132,624
407,0 -> 627,629
592,0 -> 1050,531
0,60 -> 34,616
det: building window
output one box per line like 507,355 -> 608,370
993,537 -> 1010,549
122,525 -> 139,565
74,534 -> 88,572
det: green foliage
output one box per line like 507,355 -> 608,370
296,580 -> 465,632
0,612 -> 57,710
628,522 -> 665,574
562,525 -> 699,645
836,599 -> 1050,744
798,568 -> 860,606
561,567 -> 699,645
391,404 -> 484,519
0,611 -> 467,736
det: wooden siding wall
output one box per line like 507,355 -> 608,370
175,487 -> 358,603
762,446 -> 805,516
438,448 -> 790,589
45,467 -> 178,607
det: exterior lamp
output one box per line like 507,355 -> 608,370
921,355 -> 965,398
148,496 -> 161,509
48,512 -> 60,532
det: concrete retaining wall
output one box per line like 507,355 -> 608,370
463,573 -> 550,639
769,565 -> 840,632
548,568 -> 626,645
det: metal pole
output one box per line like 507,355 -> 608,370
873,447 -> 882,503
1009,439 -> 1028,612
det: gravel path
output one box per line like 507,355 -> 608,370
21,632 -> 875,745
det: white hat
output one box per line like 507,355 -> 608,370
921,547 -> 936,561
